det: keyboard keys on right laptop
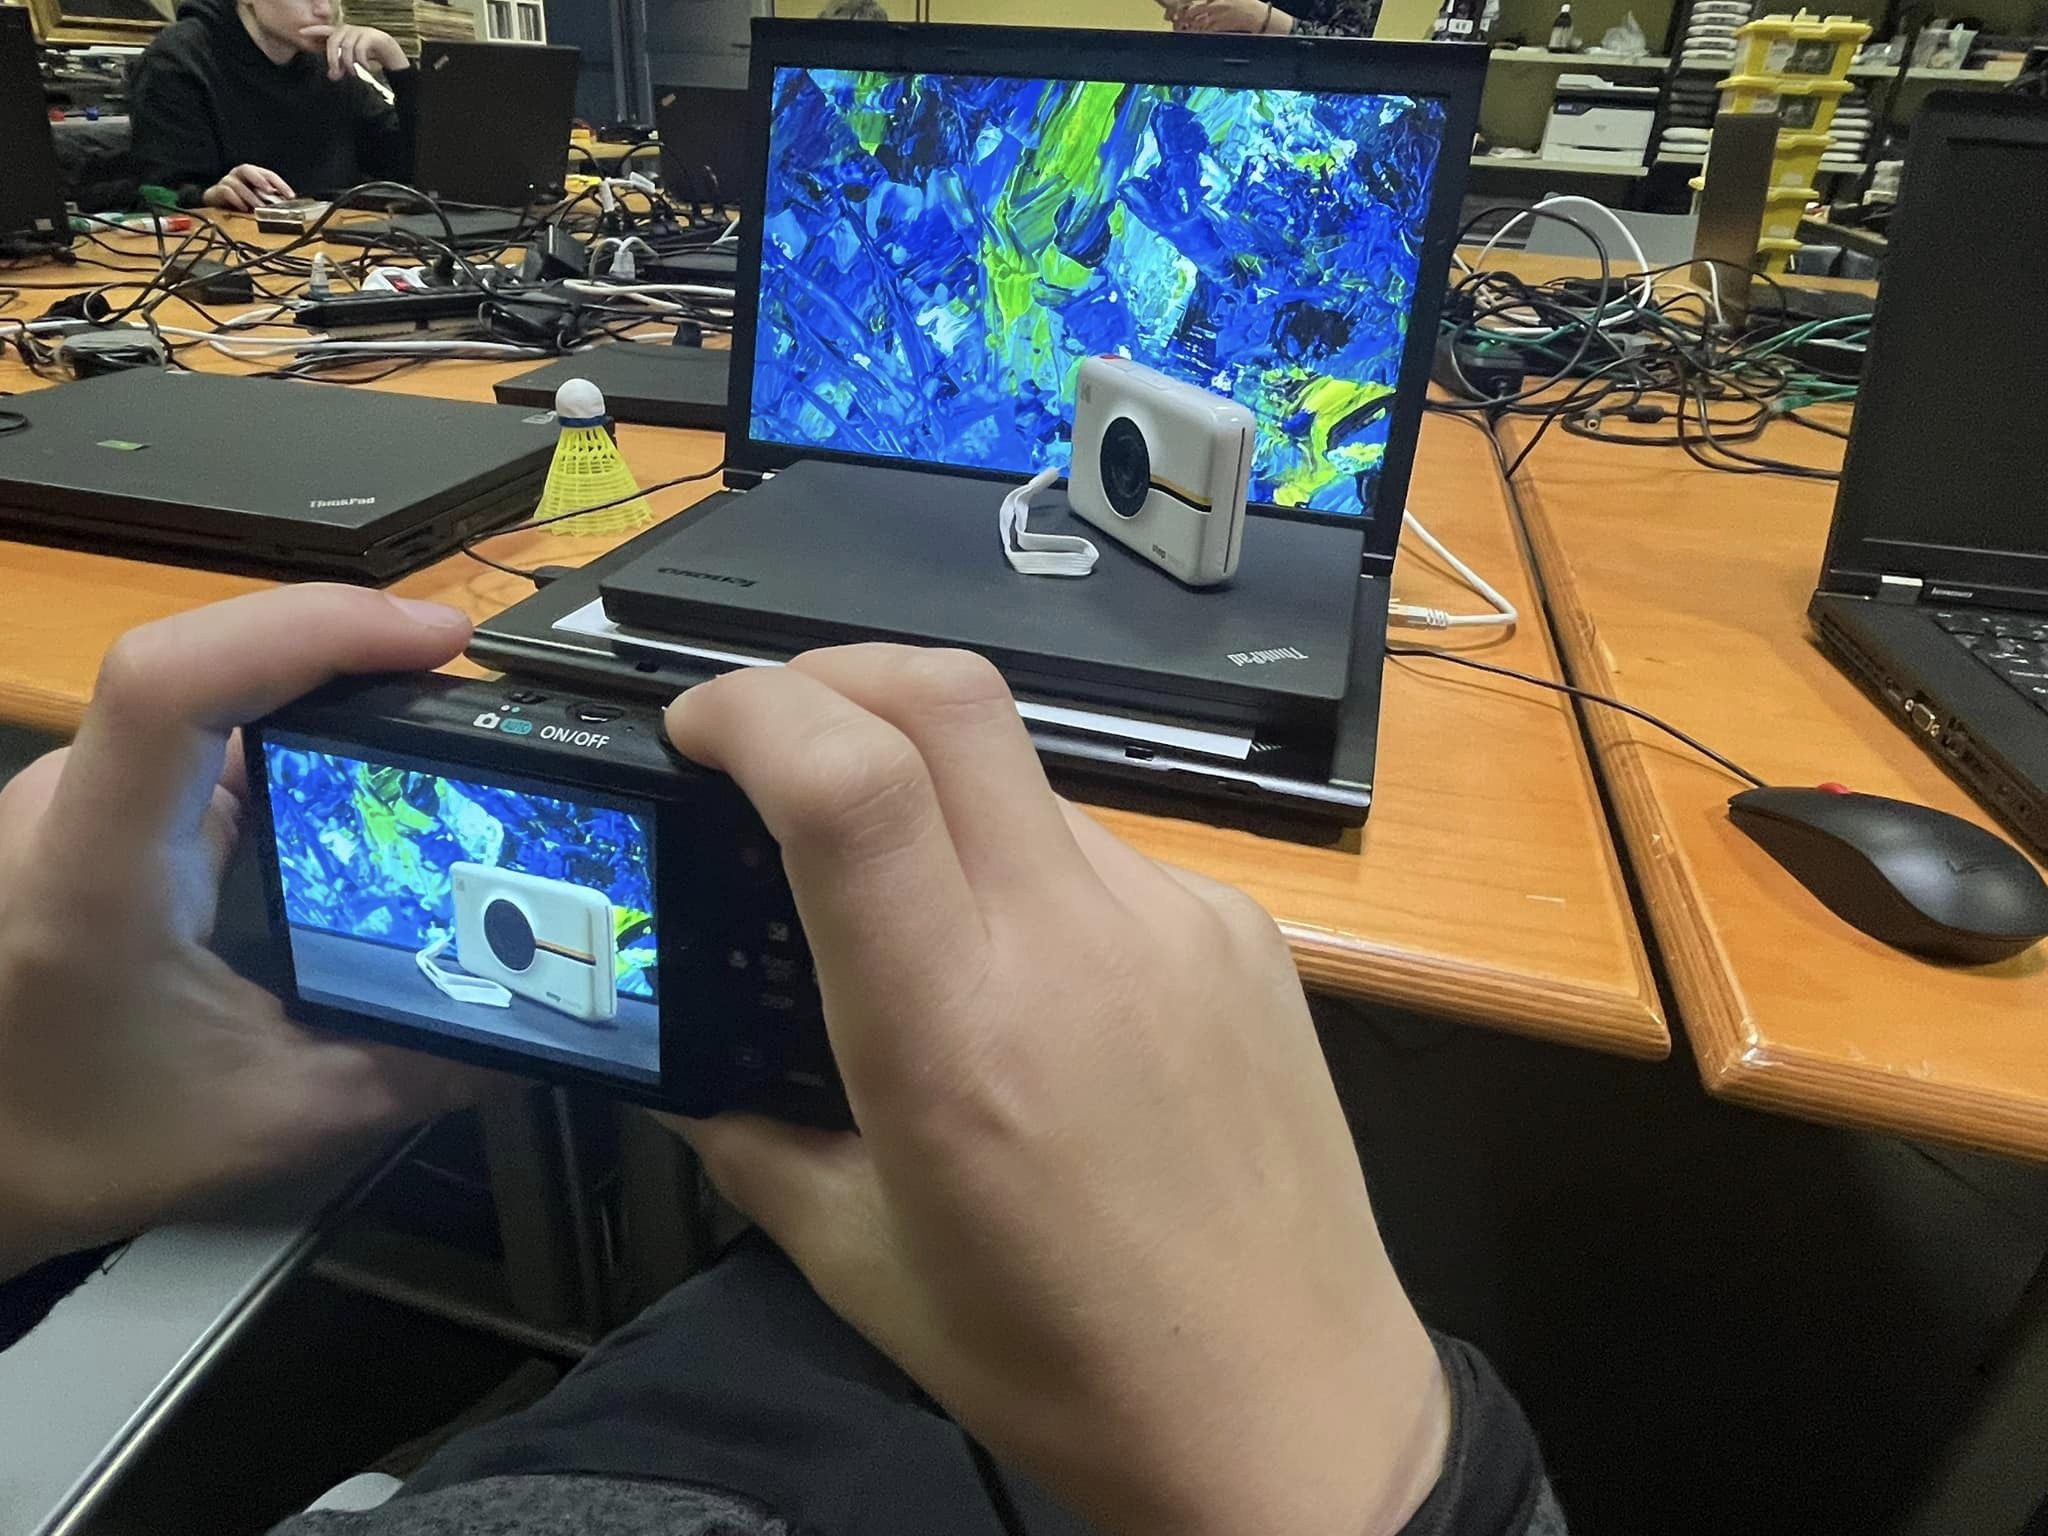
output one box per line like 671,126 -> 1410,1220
1934,610 -> 1991,634
1938,610 -> 2048,714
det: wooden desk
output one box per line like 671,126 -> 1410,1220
0,225 -> 1664,1055
1493,284 -> 2048,1158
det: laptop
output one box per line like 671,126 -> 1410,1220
1,7 -> 69,256
1808,93 -> 2048,856
653,83 -> 751,208
474,22 -> 1484,828
334,42 -> 580,249
599,459 -> 1364,736
494,339 -> 729,429
0,371 -> 557,582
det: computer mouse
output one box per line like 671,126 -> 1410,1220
1727,786 -> 2048,964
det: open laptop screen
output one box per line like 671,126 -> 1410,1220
1825,96 -> 2048,596
733,28 -> 1475,530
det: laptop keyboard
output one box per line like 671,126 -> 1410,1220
1933,610 -> 2048,713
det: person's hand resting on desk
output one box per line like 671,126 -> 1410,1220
665,647 -> 1457,1536
0,586 -> 478,1283
203,162 -> 297,212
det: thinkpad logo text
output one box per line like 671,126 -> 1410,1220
1227,646 -> 1308,667
309,496 -> 377,509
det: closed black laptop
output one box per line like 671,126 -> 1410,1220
600,459 -> 1363,735
0,371 -> 556,582
1808,94 -> 2048,855
495,341 -> 729,430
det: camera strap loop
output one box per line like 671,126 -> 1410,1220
999,467 -> 1098,578
416,931 -> 514,1008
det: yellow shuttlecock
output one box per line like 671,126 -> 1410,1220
536,379 -> 654,536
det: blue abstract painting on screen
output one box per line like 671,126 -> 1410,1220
750,68 -> 1447,514
263,743 -> 658,1000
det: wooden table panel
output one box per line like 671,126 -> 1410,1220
0,223 -> 1665,1054
1502,395 -> 2048,1157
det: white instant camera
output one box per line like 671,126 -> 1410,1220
447,863 -> 618,1024
1067,355 -> 1257,588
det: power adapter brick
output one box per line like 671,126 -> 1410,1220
167,255 -> 255,307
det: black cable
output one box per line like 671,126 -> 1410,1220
1388,645 -> 1768,789
1436,212 -> 1617,411
459,464 -> 729,582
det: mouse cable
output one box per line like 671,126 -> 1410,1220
458,463 -> 730,582
1387,644 -> 1768,790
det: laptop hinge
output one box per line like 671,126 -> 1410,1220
1876,574 -> 1924,605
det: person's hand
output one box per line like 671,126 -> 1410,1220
1174,0 -> 1293,30
664,646 -> 1450,1536
0,587 -> 480,1281
202,163 -> 296,212
298,22 -> 410,80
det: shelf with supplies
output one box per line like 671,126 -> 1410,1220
1487,47 -> 1673,68
1844,60 -> 2022,80
1653,149 -> 1867,173
1676,59 -> 2022,80
1471,151 -> 1652,176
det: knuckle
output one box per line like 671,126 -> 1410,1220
890,646 -> 1013,718
92,627 -> 165,712
781,715 -> 935,857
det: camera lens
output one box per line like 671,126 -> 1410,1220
1098,416 -> 1151,519
483,898 -> 537,972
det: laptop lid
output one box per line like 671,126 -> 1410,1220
653,83 -> 752,206
0,8 -> 68,251
723,22 -> 1484,578
1818,94 -> 2048,609
0,370 -> 556,556
415,42 -> 581,208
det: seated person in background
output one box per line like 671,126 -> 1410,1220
1167,0 -> 1380,35
817,0 -> 892,17
130,0 -> 415,211
0,587 -> 1564,1536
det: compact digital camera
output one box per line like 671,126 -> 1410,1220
246,671 -> 848,1128
1066,355 -> 1257,588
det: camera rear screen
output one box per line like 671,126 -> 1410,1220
260,733 -> 662,1085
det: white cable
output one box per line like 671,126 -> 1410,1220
1389,510 -> 1518,632
999,467 -> 1097,577
563,279 -> 736,302
151,326 -> 548,359
1468,194 -> 1654,338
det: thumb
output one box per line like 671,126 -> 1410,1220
53,586 -> 469,893
660,1112 -> 877,1270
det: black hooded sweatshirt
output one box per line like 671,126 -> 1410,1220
129,0 -> 416,206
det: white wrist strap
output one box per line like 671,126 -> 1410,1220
999,467 -> 1098,578
416,932 -> 513,1008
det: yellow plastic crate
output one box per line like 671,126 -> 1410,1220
1682,177 -> 1816,242
1757,184 -> 1818,242
1768,129 -> 1834,188
1717,72 -> 1853,133
1733,11 -> 1870,79
1756,235 -> 1804,275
